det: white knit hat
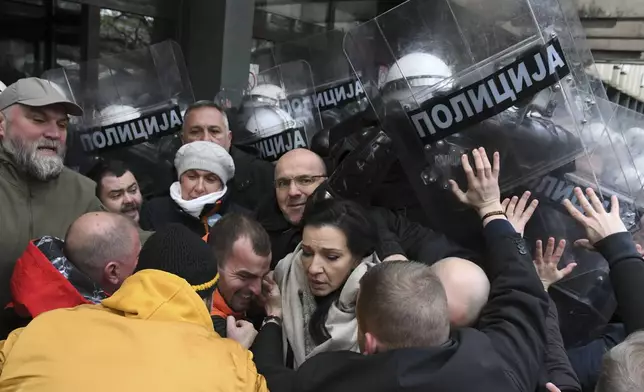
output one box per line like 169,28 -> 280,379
174,141 -> 235,184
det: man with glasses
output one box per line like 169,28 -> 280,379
257,149 -> 328,268
258,148 -> 479,269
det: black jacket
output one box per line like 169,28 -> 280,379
542,298 -> 581,392
254,220 -> 550,392
369,206 -> 480,264
256,193 -> 477,269
595,232 -> 644,334
255,194 -> 301,269
139,191 -> 250,237
228,146 -> 275,211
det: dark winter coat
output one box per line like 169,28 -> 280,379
253,220 -> 550,392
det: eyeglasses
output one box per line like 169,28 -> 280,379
275,175 -> 326,190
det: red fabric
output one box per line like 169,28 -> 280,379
10,242 -> 91,318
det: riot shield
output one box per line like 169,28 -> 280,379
343,0 -> 607,198
520,97 -> 644,347
269,30 -> 371,131
343,0 -> 633,346
224,61 -> 323,163
41,41 -> 193,199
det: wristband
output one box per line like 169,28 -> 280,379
262,315 -> 282,328
481,211 -> 506,221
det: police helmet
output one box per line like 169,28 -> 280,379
99,105 -> 142,124
243,106 -> 299,142
381,52 -> 453,104
245,84 -> 287,108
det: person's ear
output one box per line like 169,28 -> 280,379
0,111 -> 7,138
104,261 -> 120,285
363,332 -> 379,355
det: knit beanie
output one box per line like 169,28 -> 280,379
135,223 -> 218,293
174,141 -> 235,184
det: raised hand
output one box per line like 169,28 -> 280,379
258,271 -> 282,319
534,238 -> 576,291
502,191 -> 539,237
449,147 -> 503,220
563,188 -> 627,244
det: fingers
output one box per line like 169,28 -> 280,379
545,237 -> 555,260
586,188 -> 605,213
507,196 -> 519,216
563,198 -> 587,225
574,187 -> 596,216
461,153 -> 476,184
560,262 -> 577,278
264,271 -> 276,286
226,316 -> 236,329
636,243 -> 644,256
515,191 -> 530,216
523,199 -> 539,220
472,148 -> 485,178
492,151 -> 500,177
546,383 -> 562,392
449,179 -> 467,203
553,239 -> 566,262
610,194 -> 620,216
573,238 -> 594,250
501,198 -> 510,210
479,147 -> 493,178
534,239 -> 544,264
237,320 -> 252,328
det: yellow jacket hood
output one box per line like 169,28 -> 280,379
102,269 -> 214,329
0,270 -> 267,392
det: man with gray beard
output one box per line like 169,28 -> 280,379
0,78 -> 103,308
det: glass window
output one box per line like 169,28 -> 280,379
253,0 -> 404,43
99,8 -> 176,57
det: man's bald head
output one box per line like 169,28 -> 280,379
274,148 -> 328,225
64,211 -> 141,293
275,148 -> 326,177
431,257 -> 490,328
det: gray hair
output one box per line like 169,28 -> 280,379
183,100 -> 230,131
596,330 -> 644,392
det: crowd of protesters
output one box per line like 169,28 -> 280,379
1,77 -> 644,392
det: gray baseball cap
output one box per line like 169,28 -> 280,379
0,77 -> 83,116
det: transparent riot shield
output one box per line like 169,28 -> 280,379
223,61 -> 323,163
270,30 -> 371,131
41,41 -> 193,198
520,98 -> 644,347
343,0 -> 630,346
343,0 -> 606,199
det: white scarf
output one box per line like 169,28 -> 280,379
169,182 -> 227,218
274,242 -> 381,369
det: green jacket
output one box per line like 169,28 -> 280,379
0,148 -> 102,308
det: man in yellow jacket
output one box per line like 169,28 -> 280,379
0,224 -> 268,392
